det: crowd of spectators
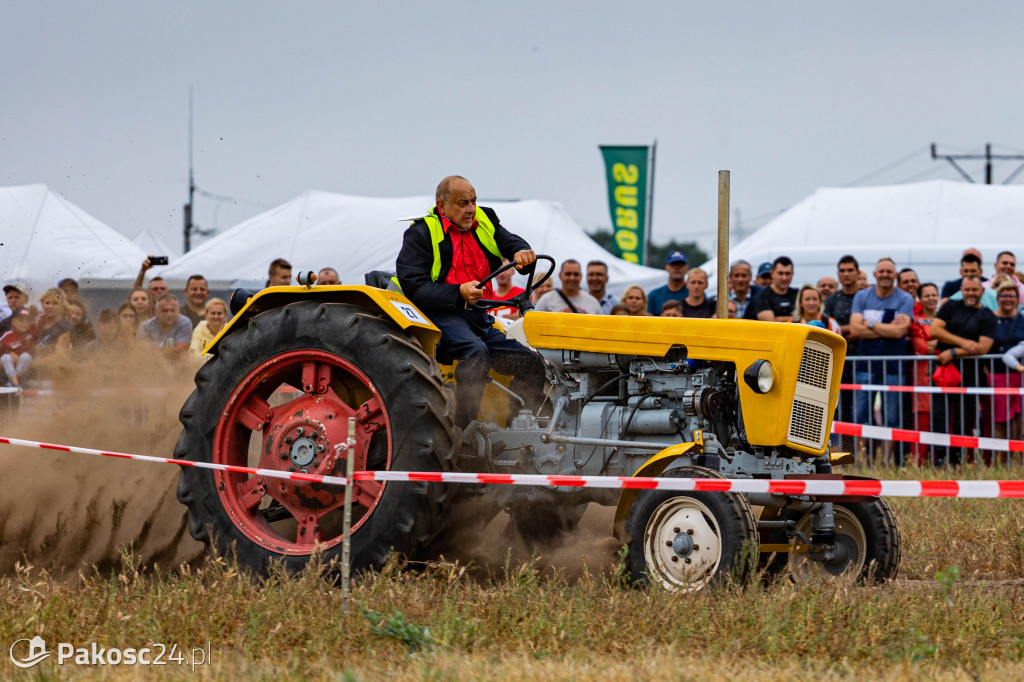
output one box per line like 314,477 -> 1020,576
4,246 -> 1024,468
0,257 -> 308,389
476,247 -> 1024,467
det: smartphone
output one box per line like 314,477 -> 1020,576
150,256 -> 169,266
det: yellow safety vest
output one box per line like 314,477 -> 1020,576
421,207 -> 502,282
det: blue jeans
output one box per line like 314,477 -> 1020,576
855,364 -> 906,463
431,309 -> 545,428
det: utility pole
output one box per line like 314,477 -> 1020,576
184,87 -> 195,253
931,143 -> 1024,184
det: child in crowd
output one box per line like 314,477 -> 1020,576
660,300 -> 683,317
0,307 -> 36,387
90,309 -> 128,353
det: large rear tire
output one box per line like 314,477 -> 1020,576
625,466 -> 758,592
175,301 -> 455,576
504,503 -> 588,548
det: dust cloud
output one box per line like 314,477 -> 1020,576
0,347 -> 625,580
536,505 -> 623,580
0,348 -> 205,574
433,499 -> 624,582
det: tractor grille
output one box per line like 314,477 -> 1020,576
789,399 -> 826,447
787,339 -> 833,450
797,345 -> 831,391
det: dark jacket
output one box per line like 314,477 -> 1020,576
396,206 -> 530,313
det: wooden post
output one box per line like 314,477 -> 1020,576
717,171 -> 730,319
341,417 -> 355,614
645,139 -> 657,266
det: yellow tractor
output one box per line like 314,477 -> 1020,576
175,256 -> 900,591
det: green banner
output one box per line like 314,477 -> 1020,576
599,145 -> 649,265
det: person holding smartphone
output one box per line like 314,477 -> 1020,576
132,255 -> 169,292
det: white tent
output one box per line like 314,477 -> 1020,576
132,228 -> 179,258
703,180 -> 1024,289
0,184 -> 148,299
158,191 -> 665,293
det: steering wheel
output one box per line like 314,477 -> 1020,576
472,254 -> 556,313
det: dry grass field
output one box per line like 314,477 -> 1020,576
0,357 -> 1022,679
1,466 -> 1023,680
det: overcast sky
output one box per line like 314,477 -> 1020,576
5,1 -> 1024,259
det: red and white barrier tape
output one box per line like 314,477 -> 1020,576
2,434 -> 1024,498
832,420 -> 1024,452
0,387 -> 168,397
7,384 -> 1019,399
0,387 -> 51,396
0,435 -> 355,487
349,470 -> 1024,498
841,383 -> 1024,396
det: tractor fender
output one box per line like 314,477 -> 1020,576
202,285 -> 441,357
612,440 -> 701,540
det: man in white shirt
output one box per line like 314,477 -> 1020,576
984,250 -> 1024,301
534,260 -> 603,314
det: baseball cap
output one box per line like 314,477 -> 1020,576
756,262 -> 772,277
3,282 -> 27,295
11,306 -> 32,318
666,251 -> 688,265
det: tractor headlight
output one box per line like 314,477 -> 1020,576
744,360 -> 774,394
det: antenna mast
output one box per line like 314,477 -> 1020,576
184,87 -> 195,253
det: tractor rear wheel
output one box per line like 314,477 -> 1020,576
175,301 -> 455,576
625,466 -> 758,592
504,503 -> 588,548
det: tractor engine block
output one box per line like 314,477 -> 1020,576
533,349 -> 740,477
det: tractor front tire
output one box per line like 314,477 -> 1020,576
175,301 -> 455,576
773,498 -> 901,584
625,466 -> 758,592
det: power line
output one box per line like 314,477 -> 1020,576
890,161 -> 957,185
931,142 -> 1024,184
738,147 -> 933,235
843,146 -> 931,187
194,186 -> 269,208
992,143 -> 1024,154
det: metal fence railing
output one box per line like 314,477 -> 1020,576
3,356 -> 1020,469
837,354 -> 1023,467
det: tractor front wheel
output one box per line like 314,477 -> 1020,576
776,499 -> 901,584
625,466 -> 758,592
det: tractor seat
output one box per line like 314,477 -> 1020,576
364,270 -> 402,292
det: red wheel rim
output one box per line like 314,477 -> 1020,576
212,349 -> 391,555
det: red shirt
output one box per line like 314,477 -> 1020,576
0,329 -> 34,355
441,213 -> 494,299
491,286 -> 526,319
